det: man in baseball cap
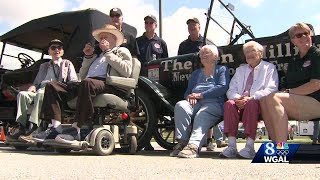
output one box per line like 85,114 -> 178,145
109,7 -> 122,17
186,17 -> 200,24
144,14 -> 157,23
137,14 -> 168,66
109,7 -> 139,58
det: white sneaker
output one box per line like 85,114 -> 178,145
206,142 -> 215,151
238,146 -> 255,159
219,146 -> 237,158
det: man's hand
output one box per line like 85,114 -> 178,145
28,85 -> 36,93
83,43 -> 94,56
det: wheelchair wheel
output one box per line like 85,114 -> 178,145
93,130 -> 115,156
14,146 -> 29,151
128,135 -> 137,154
134,89 -> 156,150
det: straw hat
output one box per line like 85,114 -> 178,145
92,24 -> 124,47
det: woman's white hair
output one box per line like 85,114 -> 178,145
200,45 -> 219,57
243,41 -> 263,52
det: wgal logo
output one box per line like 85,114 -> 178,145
263,142 -> 289,163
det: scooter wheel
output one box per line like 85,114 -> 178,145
128,135 -> 137,154
93,130 -> 115,156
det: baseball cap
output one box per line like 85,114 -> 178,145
48,39 -> 63,47
109,8 -> 123,16
186,17 -> 200,24
144,14 -> 157,23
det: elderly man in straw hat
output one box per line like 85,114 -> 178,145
30,24 -> 132,141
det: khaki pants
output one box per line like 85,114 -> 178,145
291,94 -> 320,121
16,88 -> 45,127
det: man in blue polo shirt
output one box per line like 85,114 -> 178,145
136,14 -> 168,150
136,15 -> 168,68
178,17 -> 205,55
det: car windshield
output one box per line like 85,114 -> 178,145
0,42 -> 50,70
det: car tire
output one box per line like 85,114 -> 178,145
134,89 -> 156,151
153,116 -> 176,150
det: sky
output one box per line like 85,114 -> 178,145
1,0 -> 320,69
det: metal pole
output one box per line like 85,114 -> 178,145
159,0 -> 163,38
203,0 -> 214,45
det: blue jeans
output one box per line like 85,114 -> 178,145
174,100 -> 223,148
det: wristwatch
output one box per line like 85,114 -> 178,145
284,89 -> 291,93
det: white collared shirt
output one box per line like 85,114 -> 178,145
227,60 -> 279,100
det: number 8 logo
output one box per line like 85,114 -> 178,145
264,142 -> 275,155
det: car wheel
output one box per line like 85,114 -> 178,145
93,130 -> 115,156
133,89 -> 156,151
153,116 -> 176,150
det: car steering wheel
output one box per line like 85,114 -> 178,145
18,53 -> 35,68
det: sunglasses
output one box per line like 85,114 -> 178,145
145,21 -> 154,25
50,45 -> 62,51
294,32 -> 309,39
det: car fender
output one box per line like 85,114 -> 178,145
138,76 -> 174,112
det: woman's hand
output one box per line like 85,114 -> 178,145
235,96 -> 252,109
186,93 -> 203,106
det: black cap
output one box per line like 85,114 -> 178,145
186,17 -> 200,24
48,39 -> 63,47
109,8 -> 123,16
144,15 -> 157,23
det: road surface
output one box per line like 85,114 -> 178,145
0,142 -> 319,179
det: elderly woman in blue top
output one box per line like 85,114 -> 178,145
170,45 -> 230,158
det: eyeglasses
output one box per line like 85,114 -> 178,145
144,22 -> 154,25
293,32 -> 309,39
110,14 -> 120,18
50,45 -> 62,51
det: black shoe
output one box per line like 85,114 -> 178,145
6,129 -> 26,142
60,127 -> 81,141
45,128 -> 61,140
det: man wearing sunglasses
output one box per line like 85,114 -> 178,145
7,39 -> 78,142
109,8 -> 139,58
136,15 -> 168,71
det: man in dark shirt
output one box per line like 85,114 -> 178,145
178,17 -> 205,55
109,7 -> 139,57
136,15 -> 168,66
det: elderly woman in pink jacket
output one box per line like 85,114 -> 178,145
220,41 -> 279,159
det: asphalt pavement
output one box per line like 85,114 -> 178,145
0,142 -> 319,179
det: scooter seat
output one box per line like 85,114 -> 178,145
67,94 -> 128,111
